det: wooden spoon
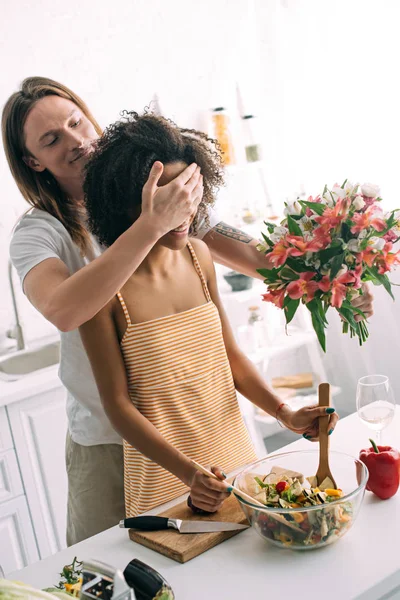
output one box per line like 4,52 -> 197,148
315,383 -> 337,489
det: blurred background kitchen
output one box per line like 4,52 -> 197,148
0,0 -> 399,573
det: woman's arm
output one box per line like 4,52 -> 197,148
79,304 -> 197,486
191,238 -> 338,436
22,162 -> 203,332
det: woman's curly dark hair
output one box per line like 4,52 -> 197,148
83,110 -> 225,247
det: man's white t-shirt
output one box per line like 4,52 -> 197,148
9,208 -> 220,446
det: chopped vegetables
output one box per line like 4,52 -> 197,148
276,481 -> 289,494
242,467 -> 354,548
54,558 -> 82,597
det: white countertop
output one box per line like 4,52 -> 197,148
10,411 -> 400,600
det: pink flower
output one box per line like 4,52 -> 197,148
383,230 -> 398,243
350,207 -> 386,234
318,276 -> 332,293
286,235 -> 325,256
375,242 -> 400,275
319,271 -> 360,308
268,239 -> 293,267
287,272 -> 319,303
330,271 -> 355,308
262,288 -> 285,308
360,247 -> 378,267
362,195 -> 377,209
314,198 -> 350,233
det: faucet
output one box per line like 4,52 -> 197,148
6,260 -> 25,351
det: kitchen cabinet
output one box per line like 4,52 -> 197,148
0,364 -> 68,574
0,495 -> 39,575
7,384 -> 68,560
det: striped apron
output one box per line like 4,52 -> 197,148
117,242 -> 257,516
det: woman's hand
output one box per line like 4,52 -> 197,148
141,161 -> 203,237
278,404 -> 339,442
351,282 -> 374,322
188,465 -> 230,512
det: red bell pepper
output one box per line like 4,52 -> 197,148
359,439 -> 400,500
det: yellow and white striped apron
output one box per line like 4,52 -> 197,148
117,242 -> 256,517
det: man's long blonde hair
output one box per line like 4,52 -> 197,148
2,76 -> 102,255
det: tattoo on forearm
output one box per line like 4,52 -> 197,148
214,222 -> 253,244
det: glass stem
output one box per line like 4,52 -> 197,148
375,429 -> 381,446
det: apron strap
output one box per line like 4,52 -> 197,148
116,291 -> 132,327
187,241 -> 212,303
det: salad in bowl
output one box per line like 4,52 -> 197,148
233,450 -> 368,550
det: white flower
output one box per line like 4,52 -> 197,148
321,192 -> 335,207
332,184 -> 347,200
352,196 -> 365,211
298,215 -> 315,236
284,200 -> 302,216
361,183 -> 380,198
347,239 -> 361,252
270,226 -> 287,243
368,237 -> 385,251
343,180 -> 359,196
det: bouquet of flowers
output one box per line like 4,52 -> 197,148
257,181 -> 400,351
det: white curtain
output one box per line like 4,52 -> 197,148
253,0 -> 400,412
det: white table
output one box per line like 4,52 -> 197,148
9,412 -> 400,600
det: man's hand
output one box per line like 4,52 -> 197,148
141,161 -> 203,237
352,282 -> 374,322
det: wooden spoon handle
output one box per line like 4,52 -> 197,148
317,382 -> 331,473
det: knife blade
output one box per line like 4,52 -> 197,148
119,516 -> 248,533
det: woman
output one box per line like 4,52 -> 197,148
2,77 -> 372,545
80,110 -> 339,520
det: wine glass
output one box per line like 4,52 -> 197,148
356,375 -> 396,444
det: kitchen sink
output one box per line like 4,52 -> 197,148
0,340 -> 60,381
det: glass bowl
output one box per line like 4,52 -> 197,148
233,450 -> 368,551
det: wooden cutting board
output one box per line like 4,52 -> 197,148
128,493 -> 248,563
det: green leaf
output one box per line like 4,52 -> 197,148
280,266 -> 299,280
340,221 -> 352,243
284,297 -> 300,324
307,297 -> 328,326
322,184 -> 328,196
307,302 -> 326,352
366,267 -> 394,300
318,240 -> 343,265
261,232 -> 274,247
337,306 -> 358,334
299,200 -> 325,216
341,298 -> 366,319
256,267 -> 280,282
263,221 -> 276,234
330,253 -> 345,281
285,257 -> 315,272
287,214 -> 303,236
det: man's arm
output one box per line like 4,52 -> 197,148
202,221 -> 271,280
203,220 -> 374,319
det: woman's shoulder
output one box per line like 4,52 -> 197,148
189,237 -> 214,278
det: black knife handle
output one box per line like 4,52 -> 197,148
122,516 -> 169,530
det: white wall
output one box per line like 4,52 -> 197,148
0,0 -> 272,346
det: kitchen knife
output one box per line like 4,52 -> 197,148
119,516 -> 248,533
